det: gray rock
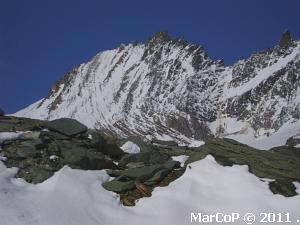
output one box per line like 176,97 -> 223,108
58,140 -> 118,170
269,179 -> 297,197
106,169 -> 122,177
144,169 -> 170,186
105,160 -> 179,187
143,160 -> 179,185
46,142 -> 61,156
100,141 -> 126,160
102,179 -> 135,193
278,30 -> 293,49
163,160 -> 180,170
44,118 -> 87,136
16,140 -> 42,158
119,151 -> 170,168
121,164 -> 162,182
77,157 -> 118,170
59,141 -> 87,165
126,162 -> 146,169
40,130 -> 70,142
87,131 -> 126,160
2,139 -> 42,159
152,139 -> 178,147
0,116 -> 45,132
17,167 -> 54,184
85,130 -> 106,145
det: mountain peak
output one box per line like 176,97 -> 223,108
278,29 -> 293,48
148,31 -> 171,44
15,32 -> 300,148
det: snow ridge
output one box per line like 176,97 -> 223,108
15,32 -> 300,148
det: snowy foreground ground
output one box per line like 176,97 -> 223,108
1,155 -> 300,225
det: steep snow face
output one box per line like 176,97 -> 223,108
15,32 -> 300,147
16,32 -> 223,141
1,156 -> 300,225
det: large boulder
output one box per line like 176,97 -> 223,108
44,118 -> 88,137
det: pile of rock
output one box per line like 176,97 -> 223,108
102,150 -> 181,206
103,156 -> 180,191
0,117 -> 123,183
0,116 -> 184,205
1,115 -> 299,206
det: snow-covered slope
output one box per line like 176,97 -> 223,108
1,156 -> 300,225
15,31 -> 300,148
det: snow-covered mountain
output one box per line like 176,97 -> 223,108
15,31 -> 300,148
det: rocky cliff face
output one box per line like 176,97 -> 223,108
15,31 -> 300,144
221,31 -> 300,137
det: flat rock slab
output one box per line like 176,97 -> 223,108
102,180 -> 135,193
122,164 -> 162,181
44,118 -> 87,136
103,160 -> 180,193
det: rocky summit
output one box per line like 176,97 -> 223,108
14,31 -> 300,146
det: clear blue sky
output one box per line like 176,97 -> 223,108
1,0 -> 300,113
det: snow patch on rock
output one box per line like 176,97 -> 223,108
120,141 -> 141,154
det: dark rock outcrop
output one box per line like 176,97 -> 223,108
118,151 -> 170,168
102,160 -> 179,193
1,115 -> 300,205
44,118 -> 88,136
278,30 -> 293,49
87,131 -> 126,160
185,138 -> 300,197
0,116 -> 118,183
0,116 -> 45,132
